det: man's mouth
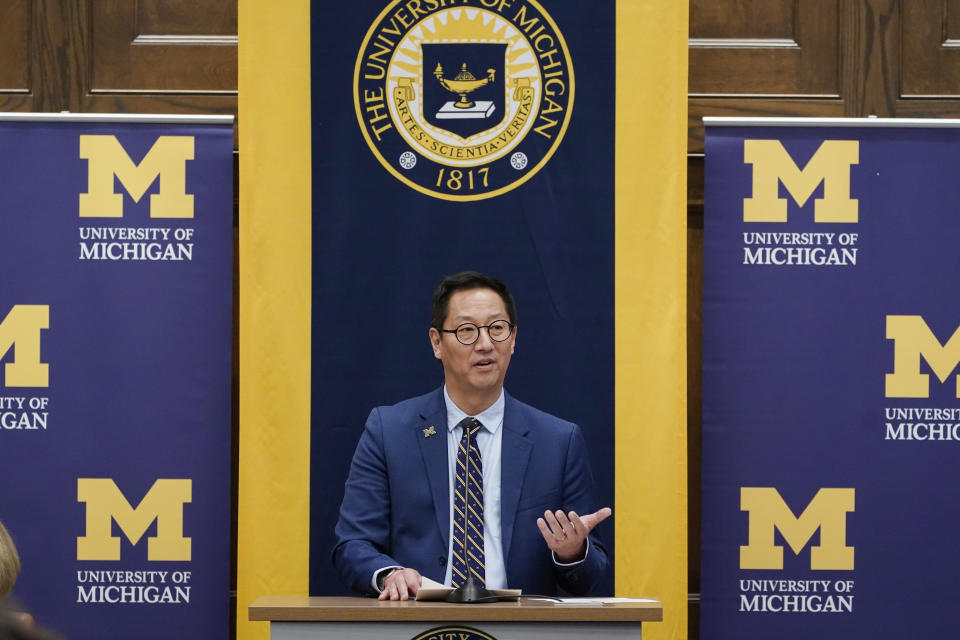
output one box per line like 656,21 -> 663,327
474,359 -> 495,369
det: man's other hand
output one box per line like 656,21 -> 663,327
536,507 -> 612,563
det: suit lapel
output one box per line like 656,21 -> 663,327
500,394 -> 532,564
416,389 -> 450,552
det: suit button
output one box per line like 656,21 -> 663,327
439,556 -> 447,566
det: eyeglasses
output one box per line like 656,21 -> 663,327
439,320 -> 515,345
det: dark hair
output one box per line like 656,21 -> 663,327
431,271 -> 517,329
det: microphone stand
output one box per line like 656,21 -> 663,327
446,422 -> 496,604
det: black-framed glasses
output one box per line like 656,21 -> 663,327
440,320 -> 515,345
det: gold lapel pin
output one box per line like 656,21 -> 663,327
423,425 -> 437,438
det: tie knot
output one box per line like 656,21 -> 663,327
458,416 -> 483,437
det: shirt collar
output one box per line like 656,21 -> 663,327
442,385 -> 504,435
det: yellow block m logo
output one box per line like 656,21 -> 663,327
77,479 -> 192,561
740,488 -> 854,570
743,140 -> 859,223
79,135 -> 194,218
886,315 -> 960,398
0,305 -> 49,387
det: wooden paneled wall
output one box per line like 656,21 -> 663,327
687,1 -> 960,636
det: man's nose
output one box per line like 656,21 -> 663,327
474,327 -> 495,349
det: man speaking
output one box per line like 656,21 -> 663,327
333,271 -> 611,600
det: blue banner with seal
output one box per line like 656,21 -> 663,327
0,115 -> 233,639
309,0 -> 615,595
702,119 -> 960,638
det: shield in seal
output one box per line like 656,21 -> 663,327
421,43 -> 507,140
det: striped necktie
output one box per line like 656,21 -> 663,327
451,416 -> 485,587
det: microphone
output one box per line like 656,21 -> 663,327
446,420 -> 496,604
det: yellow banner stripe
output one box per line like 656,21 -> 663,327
616,2 -> 688,640
237,2 -> 310,640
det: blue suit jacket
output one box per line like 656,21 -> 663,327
332,387 -> 609,596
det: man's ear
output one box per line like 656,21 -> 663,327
429,327 -> 442,360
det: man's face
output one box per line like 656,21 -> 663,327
429,287 -> 516,404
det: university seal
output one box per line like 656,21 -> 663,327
355,0 -> 574,201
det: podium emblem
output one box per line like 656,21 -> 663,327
412,626 -> 497,640
354,1 -> 574,201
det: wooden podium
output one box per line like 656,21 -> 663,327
249,596 -> 662,640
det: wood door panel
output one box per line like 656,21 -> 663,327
691,0 -> 795,39
0,0 -> 33,109
90,0 -> 237,93
137,0 -> 236,35
902,0 -> 960,96
690,0 -> 839,96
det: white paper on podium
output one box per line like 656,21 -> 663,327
545,597 -> 659,606
415,576 -> 522,601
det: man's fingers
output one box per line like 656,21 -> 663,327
536,516 -> 558,547
577,507 -> 612,531
543,509 -> 562,534
587,507 -> 613,529
567,511 -> 587,537
402,569 -> 422,595
390,575 -> 409,601
536,516 -> 550,536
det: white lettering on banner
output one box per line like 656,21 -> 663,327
75,568 -> 192,605
740,594 -> 854,613
76,585 -> 190,604
78,242 -> 193,261
78,227 -> 171,241
742,232 -> 837,246
76,570 -> 169,584
738,578 -> 856,614
0,397 -> 50,434
883,407 -> 960,442
77,226 -> 195,262
0,411 -> 47,430
739,579 -> 833,593
739,231 -> 859,268
743,247 -> 857,266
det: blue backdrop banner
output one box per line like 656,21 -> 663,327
310,0 -> 615,596
0,115 -> 234,639
702,119 -> 960,637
